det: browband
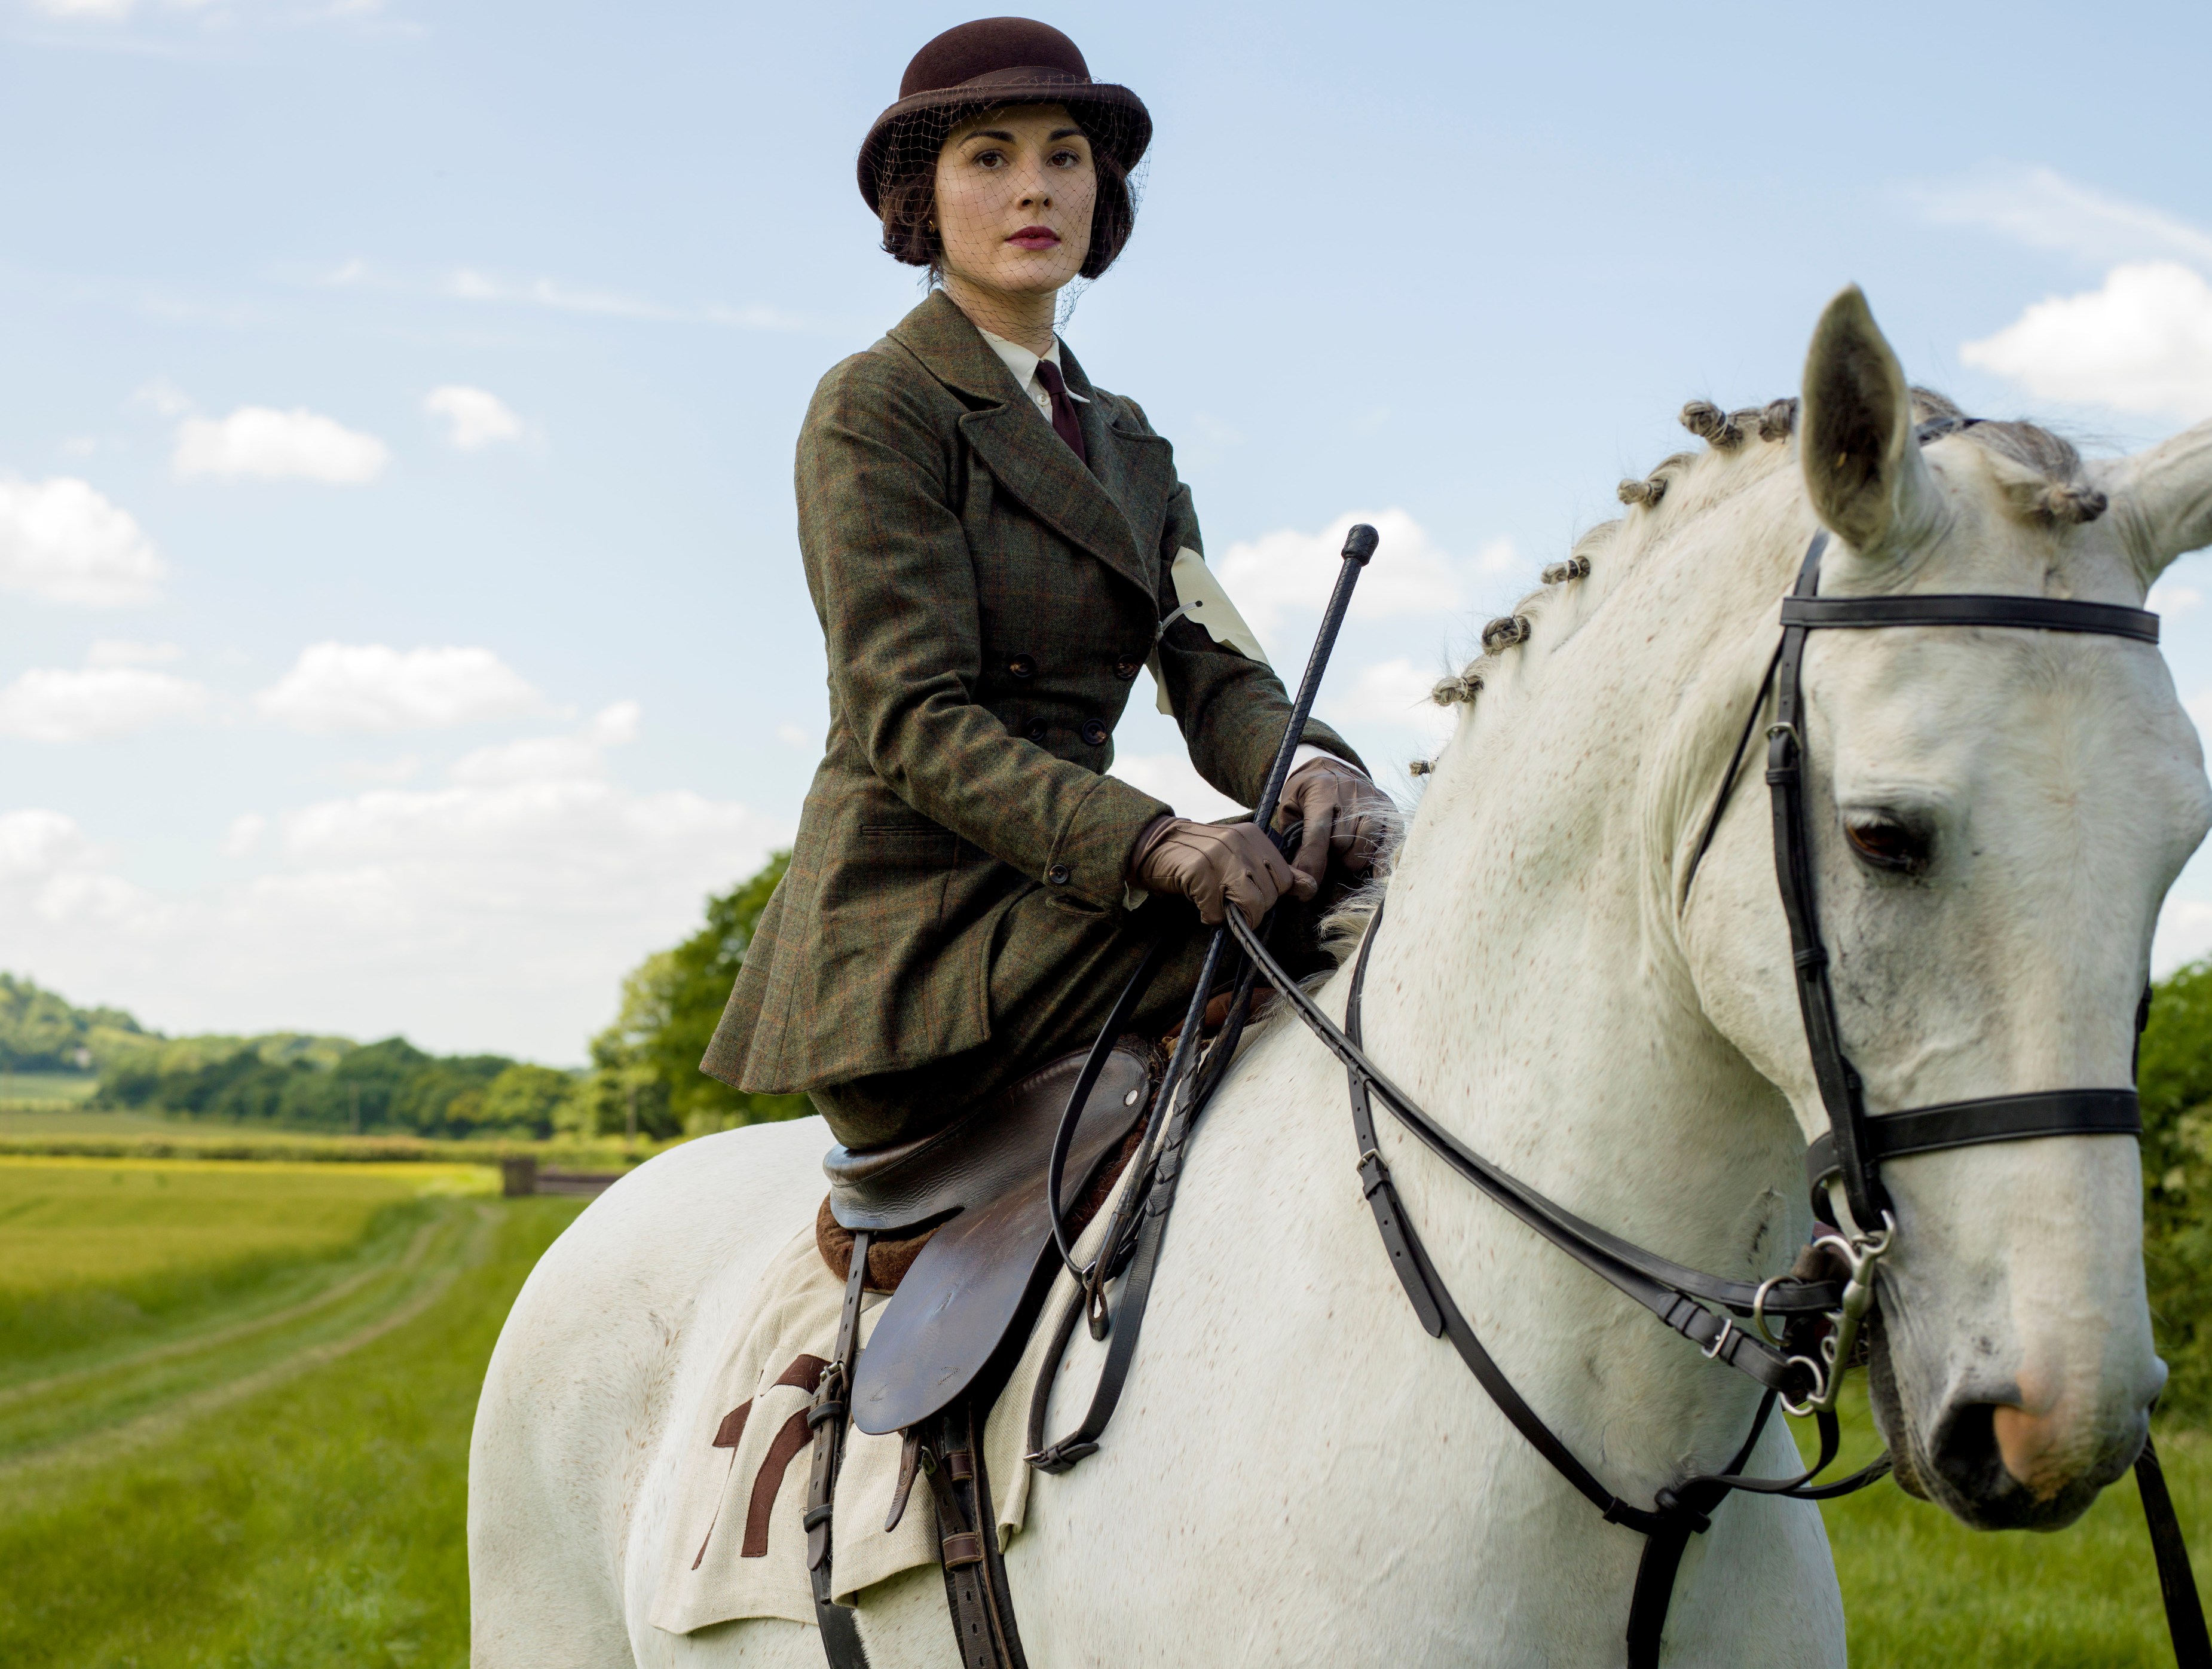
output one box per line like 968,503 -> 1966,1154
1805,1088 -> 2141,1192
1778,595 -> 2159,644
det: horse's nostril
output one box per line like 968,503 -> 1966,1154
1930,1401 -> 2013,1506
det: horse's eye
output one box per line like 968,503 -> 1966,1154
1844,814 -> 1932,875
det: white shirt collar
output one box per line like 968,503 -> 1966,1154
975,325 -> 1089,408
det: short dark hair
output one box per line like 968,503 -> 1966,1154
876,108 -> 1137,282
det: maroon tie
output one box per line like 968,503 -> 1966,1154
1033,359 -> 1088,466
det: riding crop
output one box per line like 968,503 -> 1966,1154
1029,521 -> 1378,1469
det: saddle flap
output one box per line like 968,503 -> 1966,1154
848,1044 -> 1153,1437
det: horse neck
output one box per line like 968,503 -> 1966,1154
1360,467 -> 1812,1281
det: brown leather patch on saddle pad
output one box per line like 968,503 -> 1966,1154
816,1120 -> 1145,1294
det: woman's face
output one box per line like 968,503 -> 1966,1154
932,103 -> 1097,298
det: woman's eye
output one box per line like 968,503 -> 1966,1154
1048,149 -> 1079,167
972,149 -> 1005,169
1844,815 -> 1932,876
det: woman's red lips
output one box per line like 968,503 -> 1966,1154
1006,225 -> 1061,250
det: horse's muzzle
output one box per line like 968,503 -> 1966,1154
1870,1318 -> 2152,1530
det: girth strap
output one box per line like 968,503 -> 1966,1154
921,1401 -> 1029,1669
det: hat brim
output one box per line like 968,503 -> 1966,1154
856,79 -> 1151,213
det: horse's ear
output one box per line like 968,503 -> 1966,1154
2101,419 -> 2212,581
1800,286 -> 1939,559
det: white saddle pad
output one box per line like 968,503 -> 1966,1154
649,1160 -> 1132,1634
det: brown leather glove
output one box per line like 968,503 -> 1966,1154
1274,755 -> 1394,888
1127,815 -> 1316,926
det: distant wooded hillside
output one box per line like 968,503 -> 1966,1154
0,972 -> 145,1074
8,849 -> 808,1143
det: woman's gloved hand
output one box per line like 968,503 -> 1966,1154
1275,755 -> 1394,887
1126,815 -> 1316,926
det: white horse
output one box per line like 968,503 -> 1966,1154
470,289 -> 2212,1666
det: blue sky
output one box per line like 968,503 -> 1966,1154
5,0 -> 2211,1062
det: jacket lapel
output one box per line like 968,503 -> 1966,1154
889,293 -> 1162,602
1063,346 -> 1177,581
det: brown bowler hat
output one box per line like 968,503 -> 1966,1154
856,17 -> 1152,213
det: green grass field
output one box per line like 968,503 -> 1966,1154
0,1154 -> 2206,1665
0,1071 -> 100,1104
0,1103 -> 186,1136
0,1157 -> 578,1668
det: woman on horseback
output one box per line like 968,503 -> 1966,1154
703,16 -> 1391,1151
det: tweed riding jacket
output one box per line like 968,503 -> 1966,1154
703,291 -> 1357,1095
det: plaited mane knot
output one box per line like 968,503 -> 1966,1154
1679,400 -> 1743,450
1617,476 -> 1667,507
1541,555 -> 1591,585
1758,399 -> 1799,442
1481,615 -> 1532,653
1431,669 -> 1483,706
2039,480 -> 2110,525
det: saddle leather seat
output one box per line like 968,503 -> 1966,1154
827,1039 -> 1158,1437
826,1041 -> 1155,1233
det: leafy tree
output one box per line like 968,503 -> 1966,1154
572,853 -> 810,1138
481,1064 -> 580,1137
0,972 -> 143,1073
2140,960 -> 2212,1420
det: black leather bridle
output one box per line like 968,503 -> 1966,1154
1031,479 -> 2207,1665
1702,522 -> 2155,1239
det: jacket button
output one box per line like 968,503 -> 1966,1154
1081,718 -> 1109,746
1112,656 -> 1140,681
1024,718 -> 1048,743
1046,863 -> 1071,886
1008,654 -> 1036,678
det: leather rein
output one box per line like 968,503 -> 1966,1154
1032,454 -> 2210,1665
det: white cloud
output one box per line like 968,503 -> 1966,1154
0,666 -> 210,743
448,702 -> 640,785
254,643 -> 546,733
0,477 -> 166,606
0,810 -> 90,883
86,639 -> 183,667
1109,750 -> 1245,822
1912,166 -> 2212,270
1327,657 -> 1455,743
1961,262 -> 2212,422
2156,898 -> 2212,976
2150,584 -> 2204,617
424,385 -> 522,451
27,0 -> 134,16
339,755 -> 421,785
174,406 -> 390,483
221,813 -> 267,858
1213,509 -> 1470,642
130,379 -> 194,418
777,723 -> 812,748
0,762 -> 791,1062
